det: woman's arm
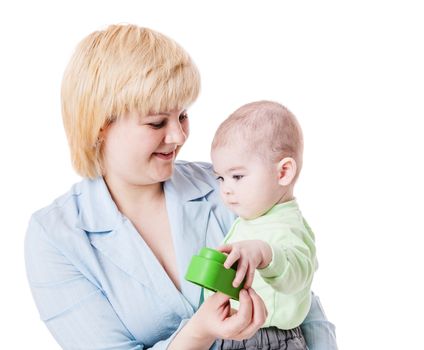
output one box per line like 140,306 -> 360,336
25,216 -> 144,349
25,215 -> 193,350
301,292 -> 338,350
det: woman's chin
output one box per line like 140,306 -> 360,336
154,165 -> 175,182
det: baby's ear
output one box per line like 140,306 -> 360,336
277,157 -> 297,186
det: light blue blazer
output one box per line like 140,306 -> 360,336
25,161 -> 337,350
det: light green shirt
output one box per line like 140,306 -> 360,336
214,199 -> 317,330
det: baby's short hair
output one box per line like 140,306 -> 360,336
212,100 -> 304,177
61,24 -> 200,178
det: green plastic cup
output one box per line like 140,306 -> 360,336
185,247 -> 244,300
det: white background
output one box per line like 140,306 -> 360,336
1,1 -> 423,349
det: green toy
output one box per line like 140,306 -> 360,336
185,247 -> 244,300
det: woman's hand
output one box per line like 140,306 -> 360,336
190,288 -> 267,343
218,240 -> 273,288
169,275 -> 267,349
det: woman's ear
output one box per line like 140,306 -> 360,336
277,157 -> 297,186
94,128 -> 105,148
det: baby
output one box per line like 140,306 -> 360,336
210,100 -> 317,350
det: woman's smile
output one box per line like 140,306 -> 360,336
153,150 -> 175,160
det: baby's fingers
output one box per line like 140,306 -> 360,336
243,266 -> 255,289
223,249 -> 240,269
217,244 -> 233,254
233,260 -> 247,287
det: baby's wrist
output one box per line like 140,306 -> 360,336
258,242 -> 273,268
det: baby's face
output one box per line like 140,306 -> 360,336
211,144 -> 285,220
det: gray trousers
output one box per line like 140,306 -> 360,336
216,326 -> 306,350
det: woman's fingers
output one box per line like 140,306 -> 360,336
213,288 -> 267,341
234,289 -> 252,323
234,288 -> 267,340
249,288 -> 267,322
220,289 -> 252,338
210,291 -> 231,315
211,291 -> 231,304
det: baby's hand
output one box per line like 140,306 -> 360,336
218,240 -> 272,289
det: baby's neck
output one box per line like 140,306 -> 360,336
276,186 -> 294,205
242,188 -> 295,221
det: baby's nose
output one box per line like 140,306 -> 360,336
222,185 -> 233,195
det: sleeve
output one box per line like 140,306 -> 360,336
258,225 -> 316,294
300,293 -> 338,350
24,216 -> 187,350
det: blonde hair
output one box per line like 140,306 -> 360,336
61,24 -> 200,178
212,100 -> 304,178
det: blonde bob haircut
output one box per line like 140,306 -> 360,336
61,24 -> 200,178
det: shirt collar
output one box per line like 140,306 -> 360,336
164,163 -> 214,202
75,165 -> 214,233
74,177 -> 122,233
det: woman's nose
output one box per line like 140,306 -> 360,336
165,121 -> 187,145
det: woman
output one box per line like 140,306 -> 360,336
25,24 -> 337,349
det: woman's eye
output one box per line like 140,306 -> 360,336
216,176 -> 224,182
179,112 -> 188,122
149,121 -> 166,129
233,175 -> 244,181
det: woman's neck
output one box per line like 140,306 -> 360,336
103,174 -> 165,219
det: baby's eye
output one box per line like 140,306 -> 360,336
216,176 -> 224,182
232,175 -> 244,181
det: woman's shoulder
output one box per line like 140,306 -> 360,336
27,178 -> 109,248
171,160 -> 215,188
172,161 -> 236,235
31,181 -> 81,225
174,160 -> 213,173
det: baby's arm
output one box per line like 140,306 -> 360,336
219,223 -> 316,294
258,226 -> 316,294
218,240 -> 273,288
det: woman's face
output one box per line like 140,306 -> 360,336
101,108 -> 189,186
